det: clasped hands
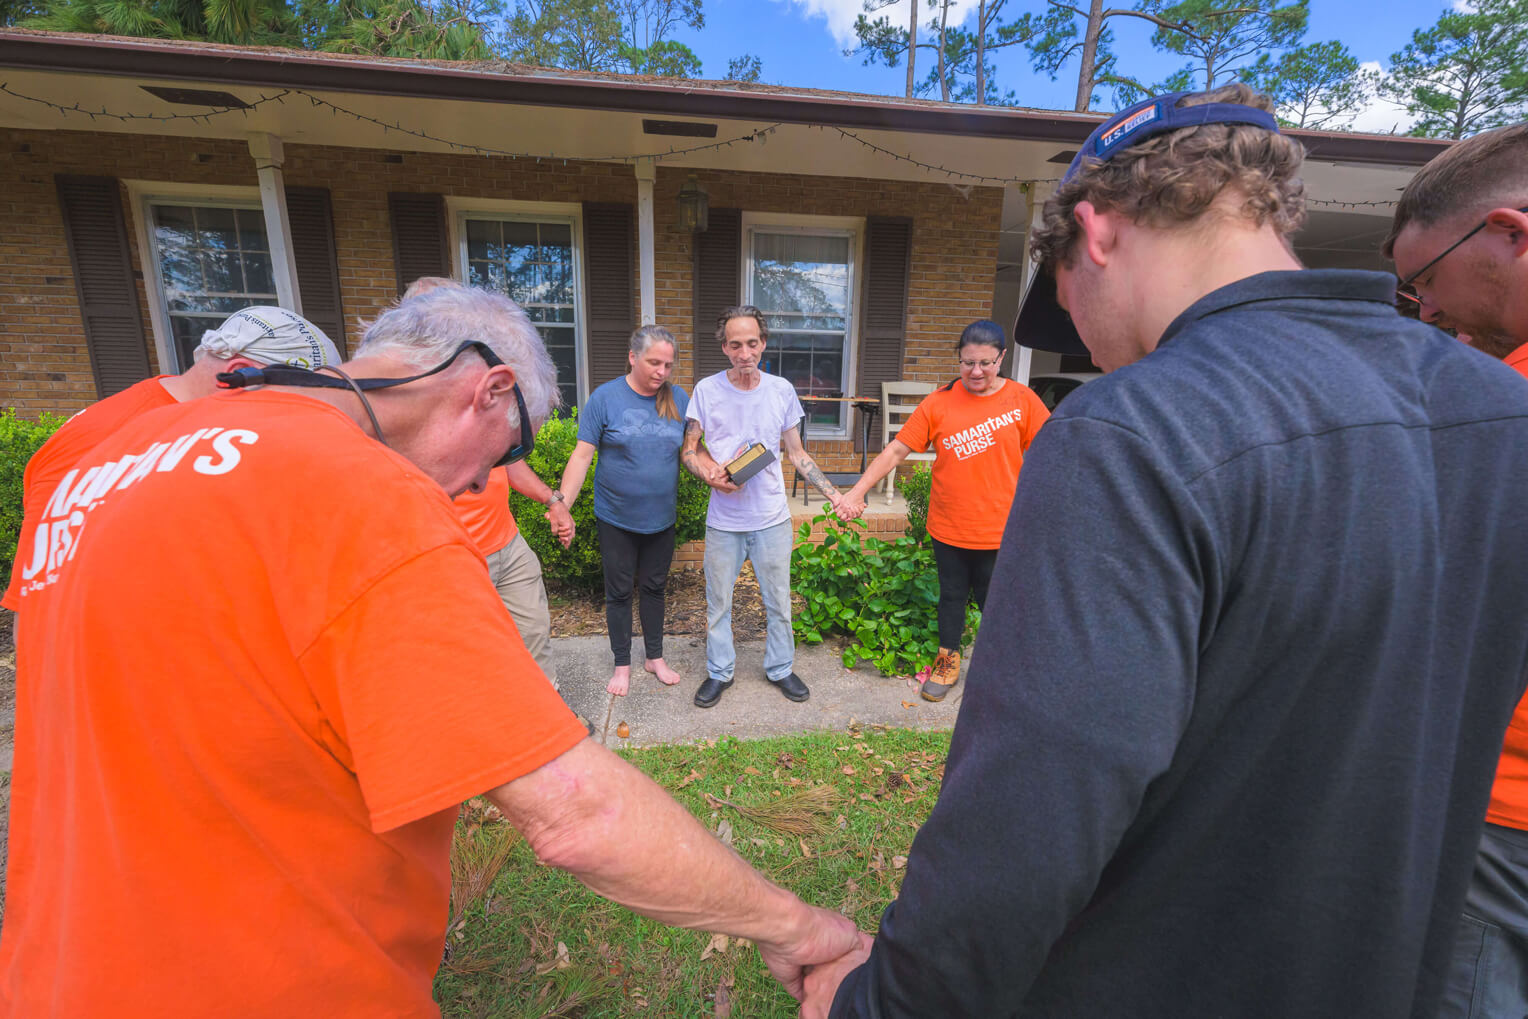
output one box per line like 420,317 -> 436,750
544,498 -> 575,549
755,904 -> 875,1017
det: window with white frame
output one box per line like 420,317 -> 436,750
147,202 -> 276,371
744,222 -> 858,435
462,215 -> 582,409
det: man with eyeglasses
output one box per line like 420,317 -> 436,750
0,285 -> 860,1015
1385,121 -> 1528,1019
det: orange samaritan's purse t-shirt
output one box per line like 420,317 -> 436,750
1485,340 -> 1528,830
0,390 -> 586,1018
895,379 -> 1050,550
452,465 -> 517,556
2,375 -> 176,609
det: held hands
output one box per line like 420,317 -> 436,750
834,489 -> 867,522
799,931 -> 875,1018
755,904 -> 863,1003
545,498 -> 575,549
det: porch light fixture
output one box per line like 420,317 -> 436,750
676,174 -> 709,233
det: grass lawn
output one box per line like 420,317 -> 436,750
434,726 -> 950,1018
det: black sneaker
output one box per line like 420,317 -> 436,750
694,676 -> 731,708
775,672 -> 810,703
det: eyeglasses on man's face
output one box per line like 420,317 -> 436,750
1396,206 -> 1528,307
959,358 -> 1001,370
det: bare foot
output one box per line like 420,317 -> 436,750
607,665 -> 632,696
644,658 -> 682,686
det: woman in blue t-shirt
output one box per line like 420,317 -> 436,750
559,325 -> 690,696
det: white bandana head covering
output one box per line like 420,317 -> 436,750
195,306 -> 341,369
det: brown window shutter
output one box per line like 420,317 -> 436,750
285,186 -> 348,356
692,207 -> 742,381
856,216 -> 913,451
388,193 -> 450,298
55,175 -> 152,398
582,202 -> 635,392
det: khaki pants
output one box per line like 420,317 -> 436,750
486,532 -> 557,689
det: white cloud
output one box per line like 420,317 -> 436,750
1341,61 -> 1420,135
773,0 -> 975,52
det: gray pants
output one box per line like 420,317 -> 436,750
1440,821 -> 1528,1018
485,532 -> 557,690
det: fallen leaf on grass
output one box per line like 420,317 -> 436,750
677,769 -> 704,789
893,855 -> 908,869
714,978 -> 734,1018
799,839 -> 813,859
701,933 -> 729,960
842,766 -> 856,775
716,819 -> 734,846
535,941 -> 572,975
743,766 -> 762,776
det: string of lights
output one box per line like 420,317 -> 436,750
826,125 -> 1060,187
0,80 -> 1401,207
0,82 -> 293,123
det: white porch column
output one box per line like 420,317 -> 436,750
1008,181 -> 1053,385
635,158 -> 657,326
247,133 -> 302,315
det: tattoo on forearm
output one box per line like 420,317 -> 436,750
797,457 -> 837,500
682,420 -> 707,477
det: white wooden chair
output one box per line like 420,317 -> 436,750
880,380 -> 936,504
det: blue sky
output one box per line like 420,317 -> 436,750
666,0 -> 1458,128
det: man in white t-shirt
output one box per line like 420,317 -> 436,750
683,306 -> 844,708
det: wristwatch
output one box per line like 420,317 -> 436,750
546,491 -> 566,506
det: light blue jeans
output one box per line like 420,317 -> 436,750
704,521 -> 795,683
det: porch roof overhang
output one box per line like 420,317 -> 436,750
0,28 -> 1447,190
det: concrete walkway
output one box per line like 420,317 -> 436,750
553,633 -> 964,749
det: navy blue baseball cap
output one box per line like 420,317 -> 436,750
1014,91 -> 1282,357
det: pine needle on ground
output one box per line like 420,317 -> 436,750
706,785 -> 842,837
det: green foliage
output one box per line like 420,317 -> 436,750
1380,0 -> 1528,140
900,462 -> 930,544
1139,0 -> 1308,92
508,411 -> 707,592
725,52 -> 762,83
1,409 -> 64,592
1243,39 -> 1377,130
792,511 -> 977,677
26,0 -> 499,56
503,0 -> 702,76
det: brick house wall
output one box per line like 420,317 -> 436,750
1,127 -> 1003,484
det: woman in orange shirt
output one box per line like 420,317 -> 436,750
836,320 -> 1049,700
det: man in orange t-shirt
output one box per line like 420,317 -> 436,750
1387,123 -> 1528,1017
451,463 -> 572,686
400,275 -> 572,687
0,286 -> 860,1017
3,305 -> 339,612
837,320 -> 1048,700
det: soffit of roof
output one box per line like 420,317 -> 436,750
0,27 -> 1452,168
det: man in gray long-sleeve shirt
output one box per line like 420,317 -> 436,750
803,84 -> 1528,1019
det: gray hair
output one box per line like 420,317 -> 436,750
357,286 -> 561,431
630,323 -> 677,357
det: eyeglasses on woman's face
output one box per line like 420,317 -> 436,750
959,358 -> 1001,370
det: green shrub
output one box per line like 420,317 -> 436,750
900,462 -> 931,544
792,511 -> 978,677
1,408 -> 65,591
509,411 -> 709,592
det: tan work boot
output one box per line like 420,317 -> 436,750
922,648 -> 961,702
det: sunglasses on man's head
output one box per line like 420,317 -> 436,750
452,342 -> 534,468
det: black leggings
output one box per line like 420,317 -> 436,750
931,538 -> 998,650
598,520 -> 676,666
